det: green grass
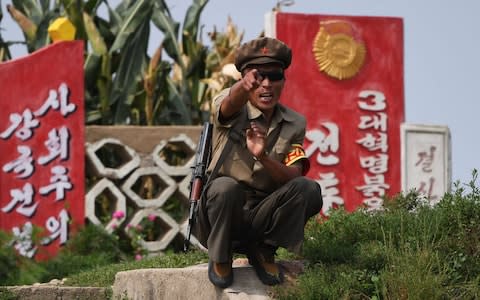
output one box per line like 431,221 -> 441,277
66,250 -> 208,287
273,170 -> 480,299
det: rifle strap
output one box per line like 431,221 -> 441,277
205,130 -> 238,187
204,110 -> 248,190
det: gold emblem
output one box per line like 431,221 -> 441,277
312,21 -> 366,80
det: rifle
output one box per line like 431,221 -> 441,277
184,122 -> 213,252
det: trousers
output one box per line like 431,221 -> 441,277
194,176 -> 323,263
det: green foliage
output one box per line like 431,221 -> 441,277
0,231 -> 17,284
0,226 -> 49,286
0,223 -> 124,285
303,208 -> 383,264
8,0 -> 55,52
276,170 -> 480,299
39,252 -> 117,283
64,222 -> 122,258
37,224 -> 125,283
380,247 -> 449,300
0,288 -> 18,300
3,0 -> 222,126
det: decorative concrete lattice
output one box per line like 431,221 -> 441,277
85,178 -> 127,233
126,208 -> 179,253
121,166 -> 177,208
85,126 -> 205,254
86,138 -> 140,179
152,133 -> 197,176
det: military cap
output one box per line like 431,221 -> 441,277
234,37 -> 292,72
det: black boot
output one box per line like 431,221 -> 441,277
208,260 -> 233,288
247,244 -> 283,286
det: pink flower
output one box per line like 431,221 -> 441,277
135,254 -> 143,261
147,214 -> 156,222
112,210 -> 125,220
136,224 -> 143,231
111,224 -> 118,230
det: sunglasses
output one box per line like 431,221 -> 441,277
258,71 -> 285,81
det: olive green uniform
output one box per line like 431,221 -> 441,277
194,88 -> 323,263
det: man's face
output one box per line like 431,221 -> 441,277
244,63 -> 285,115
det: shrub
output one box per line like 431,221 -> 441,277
0,223 -> 125,285
0,230 -> 48,286
39,224 -> 125,283
303,208 -> 384,265
279,170 -> 480,299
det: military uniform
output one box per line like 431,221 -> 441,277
195,88 -> 323,263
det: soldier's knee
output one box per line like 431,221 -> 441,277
290,177 -> 323,213
208,177 -> 242,195
290,177 -> 320,195
206,177 -> 244,208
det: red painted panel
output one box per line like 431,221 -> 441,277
276,13 -> 404,213
0,41 -> 85,259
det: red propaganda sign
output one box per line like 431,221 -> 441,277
0,41 -> 85,259
270,13 -> 404,214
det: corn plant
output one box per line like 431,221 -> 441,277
3,0 -> 252,125
80,0 -> 212,125
3,0 -> 200,125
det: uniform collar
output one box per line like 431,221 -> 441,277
246,101 -> 295,124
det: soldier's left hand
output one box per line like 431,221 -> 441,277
246,121 -> 266,159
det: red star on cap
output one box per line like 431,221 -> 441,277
261,47 -> 269,54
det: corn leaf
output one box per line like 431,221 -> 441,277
151,4 -> 181,66
183,0 -> 208,42
83,12 -> 107,55
104,1 -> 122,34
110,17 -> 150,124
39,0 -> 50,13
7,4 -> 37,42
84,0 -> 102,14
12,0 -> 42,24
151,60 -> 172,123
84,53 -> 101,92
92,16 -> 116,48
33,10 -> 56,50
87,109 -> 103,124
157,77 -> 191,125
144,45 -> 163,125
114,0 -> 137,14
109,0 -> 152,54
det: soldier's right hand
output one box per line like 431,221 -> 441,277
240,69 -> 261,91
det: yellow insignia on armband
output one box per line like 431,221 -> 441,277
284,144 -> 310,175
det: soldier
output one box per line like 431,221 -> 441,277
195,37 -> 323,288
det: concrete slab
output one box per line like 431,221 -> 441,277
112,262 -> 272,300
2,286 -> 109,300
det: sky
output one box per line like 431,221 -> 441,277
1,0 -> 479,186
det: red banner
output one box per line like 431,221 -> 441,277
0,41 -> 85,259
274,13 -> 404,214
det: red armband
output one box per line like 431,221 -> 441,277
284,144 -> 310,175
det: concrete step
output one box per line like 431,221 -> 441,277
112,259 -> 304,300
1,285 -> 109,300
